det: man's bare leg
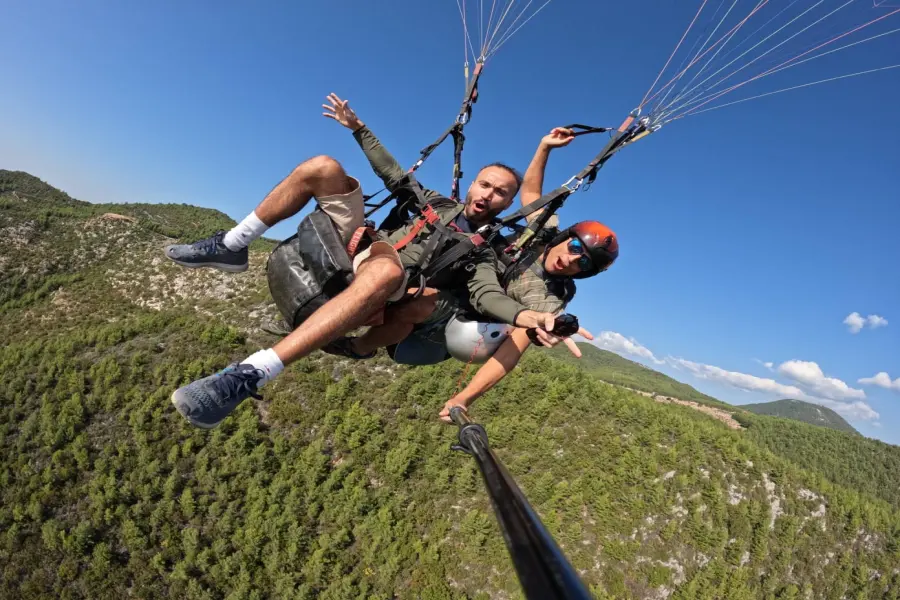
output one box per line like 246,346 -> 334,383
164,155 -> 357,270
252,155 -> 354,227
350,288 -> 440,355
170,251 -> 405,429
272,254 -> 405,364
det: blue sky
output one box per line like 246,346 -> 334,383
2,0 -> 898,443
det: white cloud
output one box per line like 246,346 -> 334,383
858,371 -> 900,392
844,312 -> 866,333
666,357 -> 880,423
752,359 -> 774,370
867,314 -> 889,329
819,399 -> 880,422
777,360 -> 866,401
844,312 -> 888,333
592,331 -> 664,365
666,357 -> 805,397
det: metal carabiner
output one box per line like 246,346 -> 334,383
563,175 -> 583,192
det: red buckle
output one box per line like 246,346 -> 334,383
422,204 -> 441,224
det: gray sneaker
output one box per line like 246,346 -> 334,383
171,362 -> 264,429
165,231 -> 249,272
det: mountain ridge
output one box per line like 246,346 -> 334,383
741,398 -> 860,435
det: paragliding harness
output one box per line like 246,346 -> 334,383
265,58 -> 654,331
380,108 -> 657,293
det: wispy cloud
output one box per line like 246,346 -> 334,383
666,357 -> 879,422
867,315 -> 889,329
844,312 -> 888,334
858,371 -> 900,392
584,332 -> 881,423
777,360 -> 866,401
668,357 -> 804,397
591,331 -> 665,365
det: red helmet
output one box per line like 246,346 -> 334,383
549,220 -> 619,279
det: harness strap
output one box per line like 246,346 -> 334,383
366,63 -> 484,218
346,226 -> 377,257
572,113 -> 646,186
391,204 -> 442,251
413,224 -> 451,272
506,192 -> 569,256
499,186 -> 573,228
450,126 -> 466,201
420,231 -> 487,281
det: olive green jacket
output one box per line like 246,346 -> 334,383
352,125 -> 527,325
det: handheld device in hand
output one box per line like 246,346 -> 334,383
527,313 -> 579,346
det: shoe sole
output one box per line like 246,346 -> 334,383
170,390 -> 223,430
165,254 -> 248,273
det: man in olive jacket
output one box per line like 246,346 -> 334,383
163,93 -> 559,429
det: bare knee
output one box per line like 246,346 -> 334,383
354,256 -> 405,300
293,155 -> 352,196
300,155 -> 343,179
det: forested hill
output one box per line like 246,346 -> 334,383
547,342 -> 730,409
2,170 -> 899,599
741,399 -> 859,435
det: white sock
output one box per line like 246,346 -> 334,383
223,211 -> 269,251
243,348 -> 284,387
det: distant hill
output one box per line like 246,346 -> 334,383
741,399 -> 859,435
546,342 -> 732,409
0,170 -> 87,206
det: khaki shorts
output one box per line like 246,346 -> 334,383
317,176 -> 408,303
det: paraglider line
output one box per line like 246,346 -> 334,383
640,0 -> 710,109
680,5 -> 900,116
655,0 -> 741,115
660,0 -> 838,119
456,0 -> 479,65
679,63 -> 900,117
642,0 -> 771,110
488,0 -> 555,58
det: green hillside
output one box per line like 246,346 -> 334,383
547,342 -> 731,409
2,171 -> 899,599
741,399 -> 859,435
734,411 -> 900,509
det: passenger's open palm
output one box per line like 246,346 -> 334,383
322,93 -> 363,131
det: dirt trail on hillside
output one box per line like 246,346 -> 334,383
624,388 -> 743,430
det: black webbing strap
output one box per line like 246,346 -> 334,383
363,64 -> 484,219
412,220 -> 453,273
572,113 -> 647,186
499,186 -> 573,227
562,123 -> 613,137
450,126 -> 465,201
505,193 -> 568,256
419,230 -> 487,281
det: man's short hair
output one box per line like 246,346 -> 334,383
479,162 -> 524,192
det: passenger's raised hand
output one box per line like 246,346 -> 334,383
322,93 -> 364,131
540,127 -> 576,149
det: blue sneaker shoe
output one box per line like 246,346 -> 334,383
171,363 -> 264,429
165,231 -> 249,273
